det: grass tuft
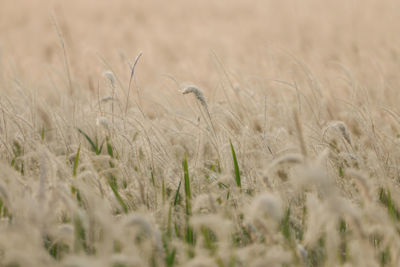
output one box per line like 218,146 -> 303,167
78,128 -> 104,155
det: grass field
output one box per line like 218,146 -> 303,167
1,0 -> 400,266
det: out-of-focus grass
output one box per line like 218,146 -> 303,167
0,1 -> 400,266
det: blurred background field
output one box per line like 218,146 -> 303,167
1,0 -> 399,91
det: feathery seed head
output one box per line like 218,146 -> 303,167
181,85 -> 208,108
250,193 -> 283,221
96,117 -> 110,131
103,70 -> 116,87
324,121 -> 352,145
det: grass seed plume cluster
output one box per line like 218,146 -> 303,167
1,0 -> 400,266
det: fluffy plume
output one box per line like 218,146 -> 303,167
323,121 -> 352,145
250,193 -> 283,221
103,70 -> 116,87
96,116 -> 110,131
181,85 -> 208,108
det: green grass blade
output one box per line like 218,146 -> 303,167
379,188 -> 400,221
106,136 -> 114,158
98,139 -> 105,155
281,207 -> 291,241
165,248 -> 176,267
73,144 -> 81,177
151,169 -> 155,186
183,153 -> 191,216
162,179 -> 166,204
107,174 -> 128,213
74,214 -> 88,253
201,227 -> 217,254
186,220 -> 194,245
21,162 -> 24,175
183,153 -> 195,246
230,140 -> 241,188
41,125 -> 45,141
108,173 -> 118,190
173,180 -> 182,206
183,153 -> 191,200
78,128 -> 97,153
71,186 -> 83,207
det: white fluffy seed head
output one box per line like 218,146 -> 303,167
181,85 -> 208,108
324,121 -> 352,145
250,193 -> 283,221
103,70 -> 116,87
193,194 -> 215,214
297,244 -> 308,262
333,121 -> 351,144
124,215 -> 152,235
96,117 -> 110,131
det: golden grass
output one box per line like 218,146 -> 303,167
1,0 -> 400,266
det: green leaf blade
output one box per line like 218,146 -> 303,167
230,140 -> 241,188
73,144 -> 81,177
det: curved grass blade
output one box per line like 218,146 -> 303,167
73,144 -> 81,177
108,174 -> 128,213
173,180 -> 182,206
230,140 -> 241,188
106,136 -> 114,158
78,128 -> 97,153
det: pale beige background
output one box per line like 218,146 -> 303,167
0,0 -> 399,92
